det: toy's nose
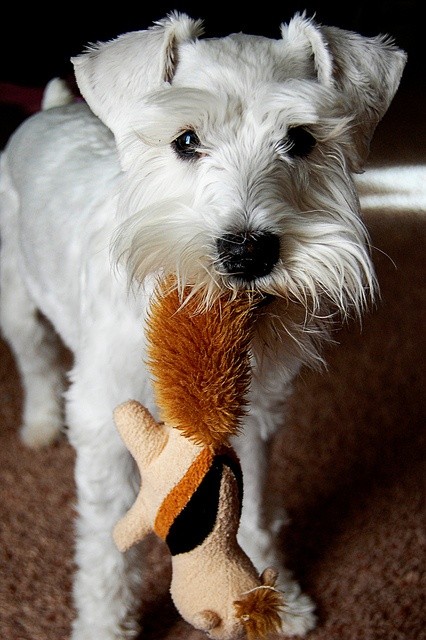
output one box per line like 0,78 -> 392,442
216,231 -> 280,281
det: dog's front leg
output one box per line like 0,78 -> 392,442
232,379 -> 317,637
66,371 -> 145,640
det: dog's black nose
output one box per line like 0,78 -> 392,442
217,231 -> 280,281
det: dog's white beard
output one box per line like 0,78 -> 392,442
111,124 -> 376,373
113,203 -> 375,373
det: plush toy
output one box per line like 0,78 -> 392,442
113,277 -> 284,639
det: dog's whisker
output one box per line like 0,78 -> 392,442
369,244 -> 398,271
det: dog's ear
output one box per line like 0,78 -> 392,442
72,12 -> 203,137
281,14 -> 407,170
321,24 -> 407,169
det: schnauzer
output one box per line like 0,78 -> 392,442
0,11 -> 406,639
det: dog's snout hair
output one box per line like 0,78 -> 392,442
216,231 -> 280,282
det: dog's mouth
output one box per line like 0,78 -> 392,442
253,293 -> 276,308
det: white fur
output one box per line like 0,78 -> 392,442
0,12 -> 406,640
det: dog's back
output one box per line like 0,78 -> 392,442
0,86 -> 123,350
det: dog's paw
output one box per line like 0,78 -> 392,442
278,589 -> 316,637
271,570 -> 316,637
20,419 -> 62,448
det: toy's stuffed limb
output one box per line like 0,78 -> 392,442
113,491 -> 152,552
114,400 -> 168,466
113,400 -> 169,551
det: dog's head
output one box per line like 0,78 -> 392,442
73,12 -> 406,369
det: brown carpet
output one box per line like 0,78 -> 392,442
0,87 -> 425,640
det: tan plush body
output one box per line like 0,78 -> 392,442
113,400 -> 282,639
113,280 -> 284,639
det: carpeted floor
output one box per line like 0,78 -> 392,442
0,85 -> 425,640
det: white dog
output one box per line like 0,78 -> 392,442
0,11 -> 406,640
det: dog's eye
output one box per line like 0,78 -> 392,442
172,130 -> 200,160
286,126 -> 316,158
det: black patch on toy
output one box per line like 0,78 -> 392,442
166,453 -> 243,556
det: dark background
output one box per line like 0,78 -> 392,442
0,1 -> 423,89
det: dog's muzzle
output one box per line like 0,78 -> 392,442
216,231 -> 280,282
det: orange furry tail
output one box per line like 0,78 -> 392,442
146,275 -> 260,447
